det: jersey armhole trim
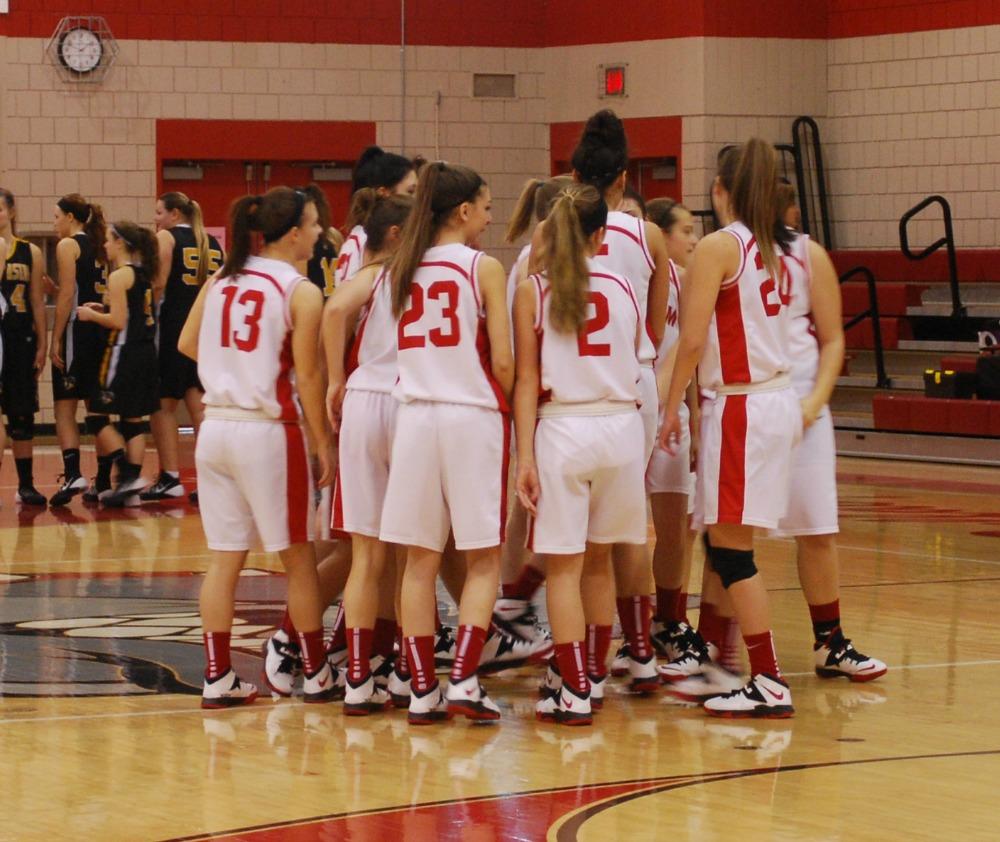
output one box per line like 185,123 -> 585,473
719,228 -> 747,289
638,220 -> 656,273
529,273 -> 544,333
470,250 -> 484,314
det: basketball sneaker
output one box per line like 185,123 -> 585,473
408,682 -> 453,725
588,673 -> 606,710
82,480 -> 112,505
14,486 -> 47,507
535,683 -> 592,726
480,627 -> 550,673
326,645 -> 348,670
344,672 -> 392,716
140,472 -> 185,501
302,662 -> 341,704
49,474 -> 87,507
610,643 -> 630,677
625,653 -> 660,694
104,475 -> 148,507
263,631 -> 302,697
651,620 -> 708,662
201,669 -> 259,709
667,662 -> 744,703
445,674 -> 501,721
703,673 -> 794,719
493,598 -> 553,649
814,629 -> 887,682
434,625 -> 457,669
387,664 -> 412,708
658,639 -> 719,683
538,660 -> 562,700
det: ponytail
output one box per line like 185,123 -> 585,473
59,193 -> 107,264
343,187 -> 379,233
0,189 -> 17,236
540,185 -> 608,334
160,191 -> 211,284
390,162 -> 485,317
221,195 -> 263,279
364,194 -> 414,254
718,138 -> 792,279
110,221 -> 160,280
505,179 -> 543,243
221,187 -> 312,279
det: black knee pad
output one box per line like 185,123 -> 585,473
85,414 -> 112,436
709,546 -> 758,589
7,414 -> 34,441
117,419 -> 146,442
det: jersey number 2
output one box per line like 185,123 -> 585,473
398,281 -> 461,349
220,286 -> 264,352
577,292 -> 611,357
756,253 -> 791,317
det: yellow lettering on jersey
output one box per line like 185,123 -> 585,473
5,262 -> 29,283
95,263 -> 109,297
10,282 -> 27,313
183,247 -> 224,285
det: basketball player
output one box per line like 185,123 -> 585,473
336,147 -> 418,286
177,187 -> 338,708
143,192 -> 223,503
619,186 -> 646,219
773,187 -> 887,683
77,222 -> 160,506
0,189 -> 48,506
660,139 -> 800,717
301,184 -> 342,298
48,194 -> 113,507
514,186 -> 647,726
379,162 -> 513,724
571,110 -> 671,693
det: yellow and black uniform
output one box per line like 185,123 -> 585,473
94,263 -> 159,419
158,225 -> 223,399
1,237 -> 40,416
53,232 -> 108,402
306,234 -> 337,299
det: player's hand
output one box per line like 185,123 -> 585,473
33,344 -> 46,380
800,397 -> 821,430
42,274 -> 59,297
688,414 -> 700,471
515,459 -> 540,516
314,440 -> 335,488
659,410 -> 682,455
326,380 -> 346,432
50,340 -> 64,371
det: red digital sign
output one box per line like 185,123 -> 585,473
604,65 -> 625,96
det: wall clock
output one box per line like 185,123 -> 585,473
45,16 -> 119,84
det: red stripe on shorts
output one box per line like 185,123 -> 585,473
284,423 -> 310,545
717,394 -> 748,523
331,465 -> 345,531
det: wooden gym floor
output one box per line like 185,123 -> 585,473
1,448 -> 999,841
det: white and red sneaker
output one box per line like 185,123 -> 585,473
667,662 -> 744,703
445,674 -> 501,721
535,683 -> 592,726
625,653 -> 660,694
344,672 -> 392,716
202,670 -> 259,709
408,682 -> 453,725
703,673 -> 794,719
815,630 -> 887,682
262,631 -> 301,697
303,662 -> 342,704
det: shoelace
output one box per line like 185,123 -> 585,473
834,639 -> 869,663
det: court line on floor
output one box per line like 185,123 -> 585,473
5,658 -> 1000,726
760,536 -> 1000,567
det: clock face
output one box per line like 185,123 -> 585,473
58,27 -> 103,74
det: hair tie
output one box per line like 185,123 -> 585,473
111,224 -> 133,247
85,205 -> 93,223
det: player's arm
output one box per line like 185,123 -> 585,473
644,221 -> 671,350
659,231 -> 736,453
50,237 -> 80,370
0,236 -> 6,279
153,229 -> 174,305
512,277 -> 540,515
177,275 -> 215,362
291,281 -> 333,487
321,265 -> 375,430
801,240 -> 845,428
478,255 -> 514,400
28,244 -> 47,375
77,266 -> 129,330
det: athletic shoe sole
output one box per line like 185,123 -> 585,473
261,670 -> 294,698
628,678 -> 661,694
303,687 -> 342,704
446,700 -> 501,722
816,665 -> 888,683
390,691 -> 411,709
201,690 -> 259,710
344,699 -> 392,716
705,705 -> 794,719
408,710 -> 454,725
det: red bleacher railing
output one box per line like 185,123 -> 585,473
839,265 -> 891,389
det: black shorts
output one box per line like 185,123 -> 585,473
0,328 -> 40,417
157,320 -> 202,400
52,322 -> 105,403
92,341 -> 159,419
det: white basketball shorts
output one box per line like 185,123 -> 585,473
646,403 -> 693,497
638,365 -> 658,463
529,411 -> 647,555
773,408 -> 839,536
379,401 -> 508,552
196,418 -> 315,553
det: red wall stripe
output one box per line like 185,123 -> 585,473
831,249 -> 1000,284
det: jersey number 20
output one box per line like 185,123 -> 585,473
398,280 -> 461,349
220,286 -> 264,352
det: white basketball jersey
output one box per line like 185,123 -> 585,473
698,221 -> 792,390
346,267 -> 397,394
532,258 -> 641,406
507,243 -> 530,319
783,232 -> 818,396
199,255 -> 306,421
655,259 -> 681,374
596,210 -> 657,365
335,225 -> 367,286
393,242 -> 506,410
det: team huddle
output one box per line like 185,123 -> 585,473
0,108 -> 887,726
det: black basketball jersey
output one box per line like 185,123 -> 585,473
73,232 -> 106,307
163,226 -> 223,321
2,237 -> 34,333
108,264 -> 155,349
307,235 -> 338,298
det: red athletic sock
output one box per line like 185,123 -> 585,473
655,587 -> 681,623
450,625 -> 488,683
808,599 -> 841,645
744,630 -> 781,678
373,617 -> 396,660
396,626 -> 410,676
554,641 -> 589,695
203,631 -> 231,680
616,595 -> 653,659
697,601 -> 725,652
280,610 -> 297,638
585,624 -> 612,678
676,591 -> 689,625
721,616 -> 743,673
405,635 -> 437,695
502,563 -> 546,600
327,603 -> 346,653
298,628 -> 326,677
346,627 -> 373,683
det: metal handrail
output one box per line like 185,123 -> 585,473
791,116 -> 833,250
839,266 -> 891,389
899,195 -> 964,318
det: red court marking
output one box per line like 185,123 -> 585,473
971,531 -> 1000,539
837,472 -> 1000,496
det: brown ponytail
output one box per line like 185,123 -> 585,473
59,193 -> 108,265
364,194 -> 413,254
160,191 -> 212,285
220,187 -> 313,279
505,174 -> 575,243
110,221 -> 160,280
540,185 -> 608,334
718,139 -> 792,279
390,162 -> 485,317
343,187 -> 379,232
